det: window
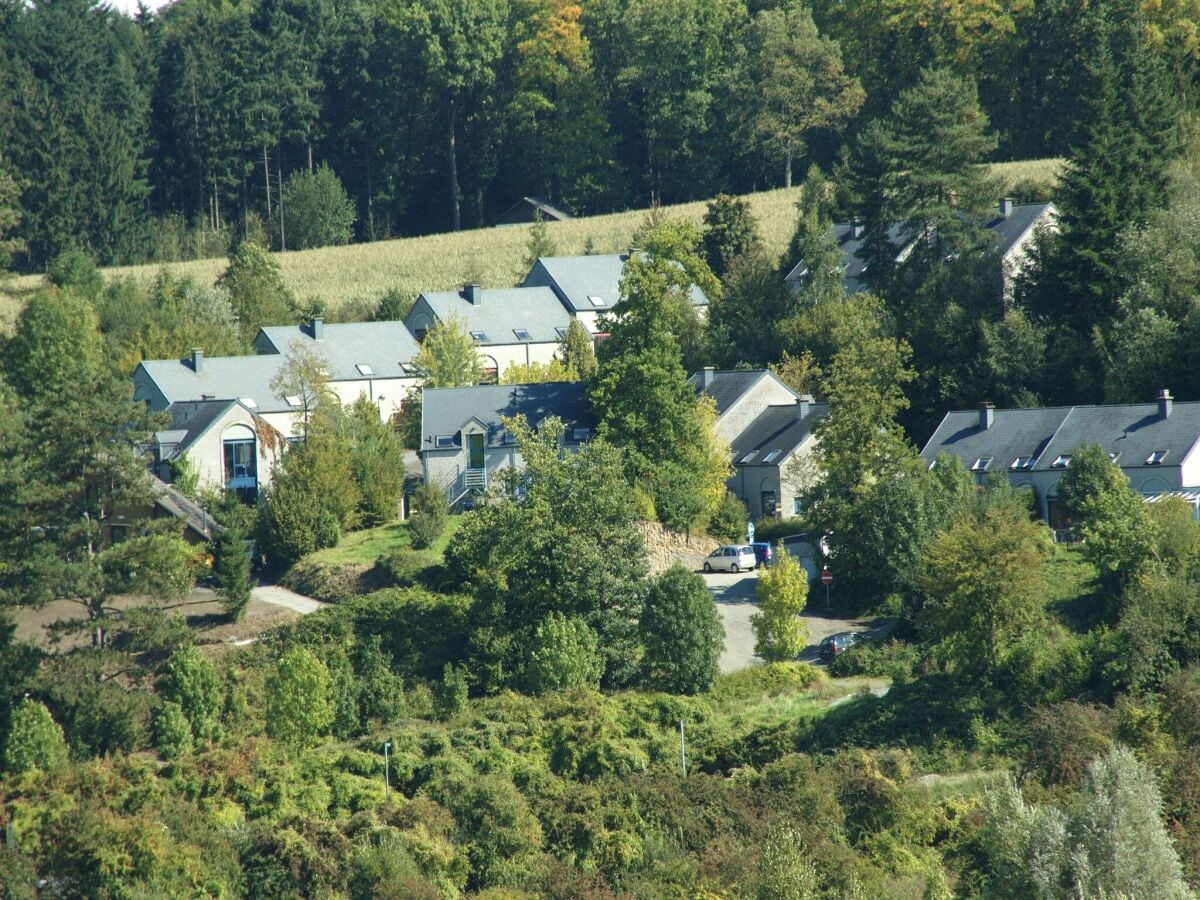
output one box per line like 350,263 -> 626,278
1109,451 -> 1121,463
356,363 -> 374,376
470,330 -> 488,341
740,450 -> 759,464
762,450 -> 781,464
1011,456 -> 1034,470
971,456 -> 993,472
513,328 -> 531,341
239,397 -> 257,409
555,326 -> 569,339
588,295 -> 604,307
793,498 -> 804,515
435,434 -> 454,449
1051,455 -> 1071,468
110,525 -> 128,544
223,439 -> 256,483
400,363 -> 417,375
572,427 -> 590,442
285,395 -> 303,408
1147,450 -> 1169,465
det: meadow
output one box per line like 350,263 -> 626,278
0,158 -> 1061,329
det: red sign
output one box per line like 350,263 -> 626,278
820,569 -> 833,586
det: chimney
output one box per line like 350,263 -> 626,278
463,284 -> 482,305
795,395 -> 812,422
979,401 -> 995,430
701,366 -> 715,389
310,316 -> 324,340
849,218 -> 864,240
999,197 -> 1014,218
1159,388 -> 1173,419
190,348 -> 204,373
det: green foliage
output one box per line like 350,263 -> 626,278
345,396 -> 404,526
640,564 -> 724,694
522,613 -> 604,694
709,491 -> 749,543
755,825 -> 820,900
522,211 -> 557,273
753,552 -> 811,662
267,646 -> 334,746
435,663 -> 469,720
3,699 -> 67,774
159,645 -> 223,747
155,701 -> 193,761
45,248 -> 103,297
558,317 -> 597,380
415,314 -> 484,387
281,163 -> 356,250
409,482 -> 448,551
217,242 -> 300,344
3,288 -> 102,405
701,194 -> 761,278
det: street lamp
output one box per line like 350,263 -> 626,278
382,740 -> 391,798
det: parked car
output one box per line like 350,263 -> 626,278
702,545 -> 757,573
818,632 -> 862,661
750,542 -> 772,567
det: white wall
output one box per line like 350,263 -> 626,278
712,375 -> 798,444
178,408 -> 284,493
480,341 -> 561,379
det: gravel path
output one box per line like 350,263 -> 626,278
250,584 -> 327,615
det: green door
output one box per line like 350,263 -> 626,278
468,432 -> 485,469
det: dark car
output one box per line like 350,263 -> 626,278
750,542 -> 772,567
818,632 -> 861,661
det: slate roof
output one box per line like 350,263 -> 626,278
137,354 -> 294,413
410,286 -> 571,345
420,381 -> 596,451
730,402 -> 829,465
255,320 -> 420,378
784,202 -> 1056,286
523,254 -> 709,313
688,369 -> 795,416
153,399 -> 243,460
495,195 -> 574,225
151,475 -> 220,539
921,399 -> 1200,477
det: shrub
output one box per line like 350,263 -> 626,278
375,548 -> 429,588
267,647 -> 334,747
2,699 -> 68,774
409,483 -> 448,550
156,701 -> 193,760
159,645 -> 223,746
753,552 -> 811,661
828,639 -> 920,682
708,491 -> 748,543
282,558 -> 375,603
435,663 -> 469,720
640,564 -> 724,694
522,614 -> 604,694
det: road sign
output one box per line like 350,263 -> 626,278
820,569 -> 833,586
746,521 -> 755,542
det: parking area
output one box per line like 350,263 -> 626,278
705,568 -> 891,673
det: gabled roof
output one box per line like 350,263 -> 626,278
523,253 -> 709,313
409,286 -> 572,345
420,381 -> 596,452
153,399 -> 245,460
688,369 -> 797,417
255,320 -> 420,378
494,195 -> 574,226
784,202 -> 1056,286
151,475 -> 220,540
137,354 -> 295,413
730,401 -> 829,465
921,398 -> 1200,476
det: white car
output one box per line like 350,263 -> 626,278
702,545 -> 757,573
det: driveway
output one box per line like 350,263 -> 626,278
705,568 -> 893,673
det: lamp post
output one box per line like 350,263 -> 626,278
383,740 -> 391,798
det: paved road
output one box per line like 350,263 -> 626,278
705,568 -> 890,673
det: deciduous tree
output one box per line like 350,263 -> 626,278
415,315 -> 484,387
640,564 -> 724,693
753,552 -> 811,661
266,646 -> 334,746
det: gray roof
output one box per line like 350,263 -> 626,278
921,399 -> 1200,476
137,354 -> 296,413
523,254 -> 709,313
784,202 -> 1056,285
730,402 -> 829,465
688,369 -> 795,416
495,196 -> 574,225
255,320 -> 420,378
410,286 -> 571,345
154,399 -> 243,459
151,475 -> 219,539
420,381 -> 596,451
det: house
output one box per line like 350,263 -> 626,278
404,284 -> 575,382
494,195 -> 573,227
784,200 -> 1057,302
149,398 -> 285,501
920,391 -> 1200,526
522,253 -> 710,334
253,317 -> 422,424
419,381 -> 596,506
689,368 -> 829,520
106,475 -> 221,548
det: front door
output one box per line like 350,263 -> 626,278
468,432 -> 485,469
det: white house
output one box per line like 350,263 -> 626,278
404,285 -> 575,382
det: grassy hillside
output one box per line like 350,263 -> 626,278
0,158 -> 1061,331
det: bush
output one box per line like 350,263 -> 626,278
155,701 -> 193,760
2,699 -> 68,774
267,647 -> 334,746
708,491 -> 748,543
409,483 -> 448,550
828,639 -> 921,682
640,564 -> 724,694
522,613 -> 604,694
46,247 -> 103,296
375,548 -> 430,588
435,663 -> 469,720
282,558 -> 376,603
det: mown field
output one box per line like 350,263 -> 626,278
0,158 -> 1061,329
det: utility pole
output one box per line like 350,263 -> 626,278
678,719 -> 687,777
382,740 -> 391,798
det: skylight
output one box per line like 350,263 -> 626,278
740,451 -> 759,464
588,295 -> 605,307
400,363 -> 416,375
356,363 -> 374,376
555,326 -> 569,338
285,395 -> 303,408
1051,455 -> 1071,468
470,331 -> 488,341
1109,451 -> 1121,463
763,450 -> 781,463
239,397 -> 257,409
1011,456 -> 1034,470
1147,450 -> 1169,465
513,328 -> 532,341
971,456 -> 993,472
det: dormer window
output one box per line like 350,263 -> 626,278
1052,455 -> 1071,468
240,397 -> 257,409
435,434 -> 454,448
971,457 -> 993,472
1147,450 -> 1169,465
1109,451 -> 1121,463
356,363 -> 374,376
513,328 -> 532,341
1011,456 -> 1034,470
470,330 -> 488,341
588,295 -> 604,307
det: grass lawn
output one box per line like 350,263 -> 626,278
308,515 -> 462,567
